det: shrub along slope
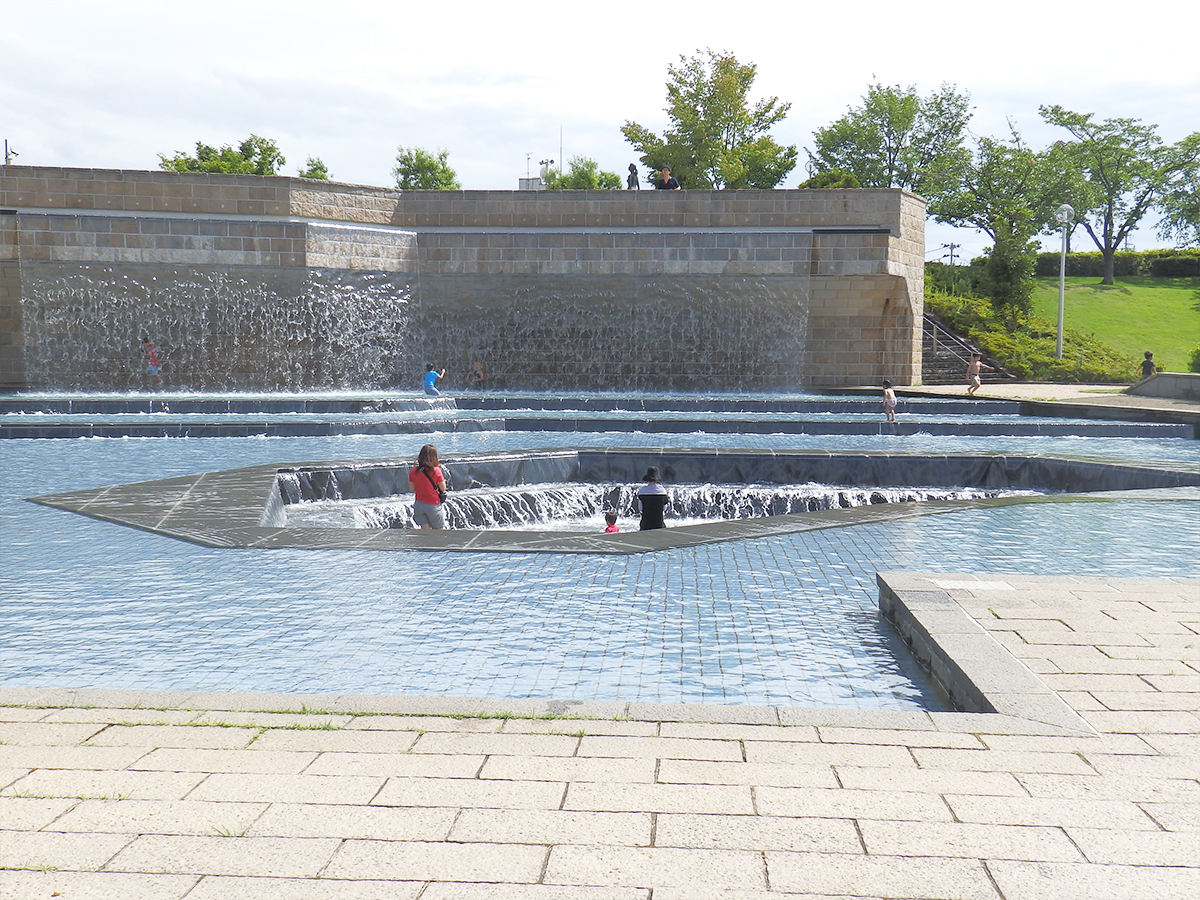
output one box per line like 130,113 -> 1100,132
927,261 -> 1200,381
1029,277 -> 1199,374
924,289 -> 1135,382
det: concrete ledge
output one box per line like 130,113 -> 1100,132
877,572 -> 1097,734
1126,371 -> 1200,401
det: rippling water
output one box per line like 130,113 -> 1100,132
2,429 -> 1197,708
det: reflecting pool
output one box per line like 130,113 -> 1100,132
2,422 -> 1198,709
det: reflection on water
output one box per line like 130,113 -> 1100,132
2,429 -> 1197,708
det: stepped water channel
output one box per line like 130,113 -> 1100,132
3,390 -> 1198,709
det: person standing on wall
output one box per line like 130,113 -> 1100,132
409,443 -> 448,530
654,166 -> 681,190
424,364 -> 446,396
882,380 -> 898,423
636,466 -> 669,531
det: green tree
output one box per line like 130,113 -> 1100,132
297,157 -> 330,180
931,124 -> 1084,312
806,83 -> 971,198
393,146 -> 460,190
621,49 -> 797,189
542,156 -> 622,190
158,134 -> 286,175
1040,105 -> 1199,283
798,168 -> 861,189
1156,133 -> 1200,248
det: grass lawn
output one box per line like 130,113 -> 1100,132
1030,276 -> 1200,373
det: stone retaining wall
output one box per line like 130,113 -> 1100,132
0,166 -> 924,391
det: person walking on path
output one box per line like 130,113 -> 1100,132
1139,351 -> 1157,380
424,364 -> 446,396
409,443 -> 448,530
966,354 -> 993,396
635,466 -> 669,531
882,380 -> 898,422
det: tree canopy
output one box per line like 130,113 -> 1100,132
158,135 -> 286,176
1155,133 -> 1200,249
297,157 -> 330,180
798,168 -> 861,189
806,83 -> 972,197
931,124 -> 1083,311
1039,105 -> 1199,282
393,146 -> 461,190
621,49 -> 797,189
542,156 -> 622,190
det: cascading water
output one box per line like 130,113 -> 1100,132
18,264 -> 413,391
283,482 -> 1039,532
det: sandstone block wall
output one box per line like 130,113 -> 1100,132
0,166 -> 924,391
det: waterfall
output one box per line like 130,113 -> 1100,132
283,482 -> 1038,531
18,264 -> 413,391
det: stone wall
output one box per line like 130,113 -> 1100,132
0,166 -> 924,391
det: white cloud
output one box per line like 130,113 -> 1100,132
2,0 -> 1194,249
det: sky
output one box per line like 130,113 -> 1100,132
3,0 -> 1197,261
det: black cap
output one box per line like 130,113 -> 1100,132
644,466 -> 660,481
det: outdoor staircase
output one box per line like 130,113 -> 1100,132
921,313 -> 1016,386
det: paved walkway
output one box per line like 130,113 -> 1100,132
2,574 -> 1197,899
902,381 -> 1200,422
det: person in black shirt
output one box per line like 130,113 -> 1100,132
636,467 -> 669,530
1139,351 -> 1157,379
654,166 -> 681,190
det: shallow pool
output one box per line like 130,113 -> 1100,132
2,428 -> 1198,709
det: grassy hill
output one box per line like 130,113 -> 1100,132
1030,276 -> 1200,374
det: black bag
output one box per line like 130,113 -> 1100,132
421,466 -> 447,504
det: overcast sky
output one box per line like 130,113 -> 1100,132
3,0 -> 1196,260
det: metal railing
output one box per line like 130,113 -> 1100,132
922,313 -> 1016,381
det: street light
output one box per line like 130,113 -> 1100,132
1055,204 -> 1073,360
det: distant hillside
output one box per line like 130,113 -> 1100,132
1029,277 -> 1199,374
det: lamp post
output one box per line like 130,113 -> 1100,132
1055,204 -> 1073,359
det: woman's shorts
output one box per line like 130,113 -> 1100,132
413,499 -> 446,529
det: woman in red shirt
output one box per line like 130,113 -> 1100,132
409,444 -> 448,530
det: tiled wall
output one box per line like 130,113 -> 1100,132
0,166 -> 924,390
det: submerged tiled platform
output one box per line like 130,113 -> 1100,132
27,449 -> 1200,554
2,574 -> 1196,899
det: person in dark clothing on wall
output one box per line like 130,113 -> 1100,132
654,166 -> 681,190
636,466 -> 669,530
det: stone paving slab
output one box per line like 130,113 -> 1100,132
50,798 -> 269,836
0,573 -> 1196,898
0,871 -> 198,900
184,876 -> 425,900
106,834 -> 342,877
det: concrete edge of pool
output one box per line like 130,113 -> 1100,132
0,573 -> 1122,736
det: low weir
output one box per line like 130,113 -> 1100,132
283,481 -> 1034,531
